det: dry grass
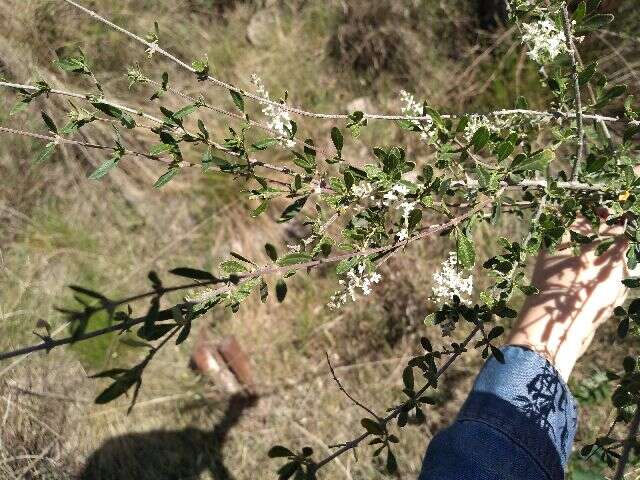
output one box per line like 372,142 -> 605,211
1,1 -> 639,479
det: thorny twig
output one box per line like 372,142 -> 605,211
59,1 -> 632,126
561,2 -> 585,181
325,351 -> 380,420
613,403 -> 640,480
0,200 -> 490,362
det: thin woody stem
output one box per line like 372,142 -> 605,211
613,403 -> 640,480
1,81 -> 300,178
59,0 -> 630,126
325,352 -> 380,421
0,201 -> 490,362
561,3 -> 585,182
0,123 -> 615,194
312,325 -> 482,472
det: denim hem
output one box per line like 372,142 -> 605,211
458,397 -> 562,479
457,345 -> 578,478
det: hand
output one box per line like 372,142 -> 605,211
507,214 -> 630,380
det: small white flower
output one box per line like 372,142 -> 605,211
399,90 -> 433,142
352,181 -> 374,198
431,251 -> 474,305
383,190 -> 398,205
251,74 -> 295,148
328,263 -> 382,308
520,19 -> 568,65
397,228 -> 409,242
145,42 -> 158,58
392,184 -> 410,196
286,243 -> 301,252
398,201 -> 416,220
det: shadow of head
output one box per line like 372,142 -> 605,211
79,393 -> 258,480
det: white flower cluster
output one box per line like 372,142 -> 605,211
399,90 -> 432,141
350,181 -> 417,242
352,181 -> 375,200
520,19 -> 569,64
250,74 -> 295,147
431,251 -> 473,305
399,90 -> 422,116
328,263 -> 382,309
506,0 -> 539,14
462,112 -> 550,142
462,114 -> 515,142
382,183 -> 416,241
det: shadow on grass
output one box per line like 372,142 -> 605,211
79,393 -> 258,480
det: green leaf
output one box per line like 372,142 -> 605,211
9,98 -> 31,116
202,148 -> 231,170
408,208 -> 422,231
54,55 -> 90,74
494,140 -> 515,161
153,167 -> 179,188
335,257 -> 359,275
578,61 -> 598,86
69,285 -> 108,300
471,126 -> 490,151
456,230 -> 475,269
490,345 -> 505,363
361,418 -> 384,436
276,279 -> 287,302
277,196 -> 308,223
92,102 -> 136,129
492,304 -> 517,318
41,111 -> 57,133
623,355 -> 636,373
252,138 -> 278,150
623,277 -> 640,288
176,322 -> 191,345
515,96 -> 529,109
618,316 -> 630,339
191,58 -> 209,79
488,326 -> 504,340
276,252 -> 312,267
595,238 -> 615,256
386,449 -> 398,474
173,104 -> 197,120
137,322 -> 174,341
149,143 -> 175,156
265,243 -> 278,261
573,1 -> 586,22
576,13 -> 614,34
593,84 -> 627,109
277,461 -> 299,480
250,201 -> 269,217
268,445 -> 294,458
510,149 -> 554,173
89,368 -> 128,379
402,366 -> 414,391
95,375 -> 138,404
331,127 -> 343,154
34,142 -> 56,164
230,90 -> 245,112
197,119 -> 209,139
220,260 -> 248,274
169,267 -> 215,281
88,153 -> 121,180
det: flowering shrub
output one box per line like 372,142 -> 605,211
1,0 -> 640,478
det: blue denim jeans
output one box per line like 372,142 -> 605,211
419,345 -> 578,480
